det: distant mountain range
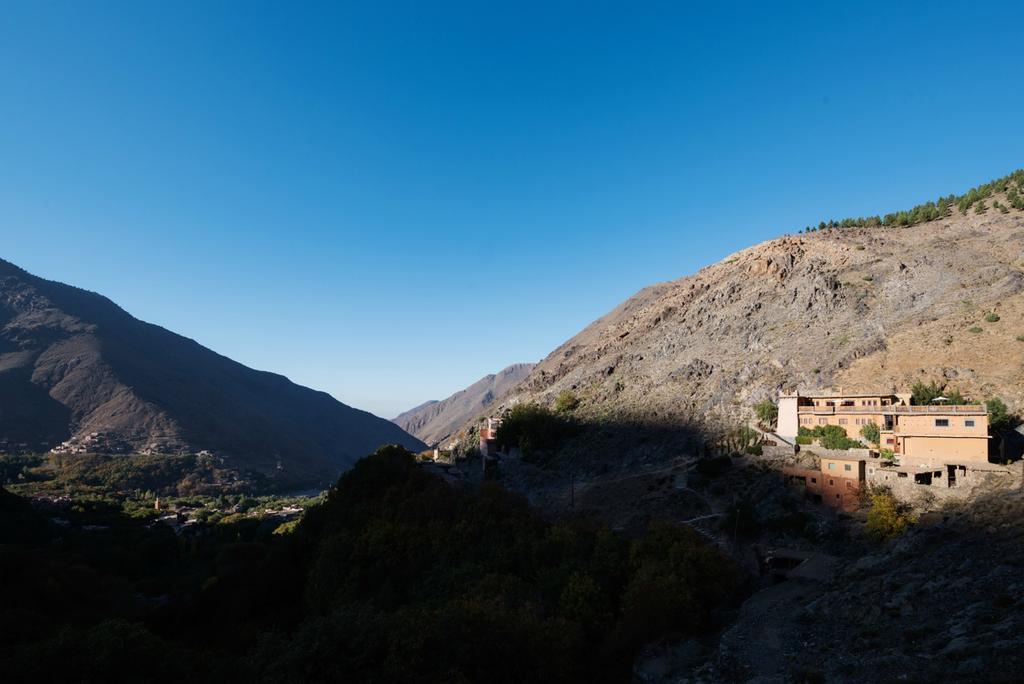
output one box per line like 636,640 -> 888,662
392,363 -> 534,445
0,258 -> 424,484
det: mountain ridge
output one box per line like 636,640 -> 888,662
484,173 -> 1024,437
0,258 -> 425,484
393,363 -> 535,445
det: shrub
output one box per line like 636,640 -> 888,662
1017,335 -> 1024,342
754,399 -> 778,427
984,312 -> 1000,323
986,397 -> 1014,431
865,490 -> 914,541
553,390 -> 581,413
860,422 -> 880,446
911,379 -> 944,404
879,448 -> 895,462
495,403 -> 576,456
799,424 -> 862,449
968,326 -> 983,334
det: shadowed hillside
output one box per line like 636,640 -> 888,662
393,362 -> 534,445
0,259 -> 424,485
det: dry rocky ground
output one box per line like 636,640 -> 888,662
494,197 -> 1024,430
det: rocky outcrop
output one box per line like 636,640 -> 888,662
503,201 -> 1024,429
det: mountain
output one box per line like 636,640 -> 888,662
506,172 -> 1024,429
0,258 -> 424,483
392,363 -> 534,445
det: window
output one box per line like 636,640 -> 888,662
839,418 -> 848,425
935,419 -> 949,428
810,477 -> 817,483
819,418 -> 827,425
844,464 -> 852,471
827,463 -> 835,470
886,438 -> 894,444
829,480 -> 835,486
965,420 -> 975,427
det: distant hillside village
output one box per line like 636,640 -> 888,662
775,390 -> 1019,511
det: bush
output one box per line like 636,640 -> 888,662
860,422 -> 880,446
495,403 -> 577,456
865,490 -> 914,541
968,326 -> 983,334
986,397 -> 1014,431
554,390 -> 581,414
911,379 -> 944,405
984,312 -> 1000,323
879,449 -> 895,462
799,424 -> 862,449
753,400 -> 778,427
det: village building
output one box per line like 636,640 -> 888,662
778,390 -> 989,464
783,454 -> 866,512
479,417 -> 502,457
778,390 -> 1000,506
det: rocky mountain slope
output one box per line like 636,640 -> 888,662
0,258 -> 424,483
393,363 -> 534,445
509,178 -> 1024,432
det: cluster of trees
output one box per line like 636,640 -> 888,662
3,451 -> 269,499
797,425 -> 863,450
495,402 -> 580,458
799,169 -> 1024,234
910,380 -> 970,406
910,381 -> 1016,433
1,445 -> 742,682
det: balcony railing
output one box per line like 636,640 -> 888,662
798,404 -> 985,415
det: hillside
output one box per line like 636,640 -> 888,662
393,363 -> 534,445
0,259 -> 424,484
507,172 -> 1024,431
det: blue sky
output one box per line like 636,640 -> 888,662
2,2 -> 1023,418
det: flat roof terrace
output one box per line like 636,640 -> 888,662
798,405 -> 986,415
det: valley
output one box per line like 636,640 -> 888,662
4,170 -> 1024,682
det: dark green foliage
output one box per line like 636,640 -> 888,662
986,397 -> 1015,432
910,379 -> 972,405
797,169 -> 1024,233
798,425 -> 862,450
753,399 -> 778,427
496,403 -> 578,456
984,312 -> 1000,323
0,447 -> 741,682
859,422 -> 880,446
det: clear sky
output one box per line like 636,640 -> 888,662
3,2 -> 1023,418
